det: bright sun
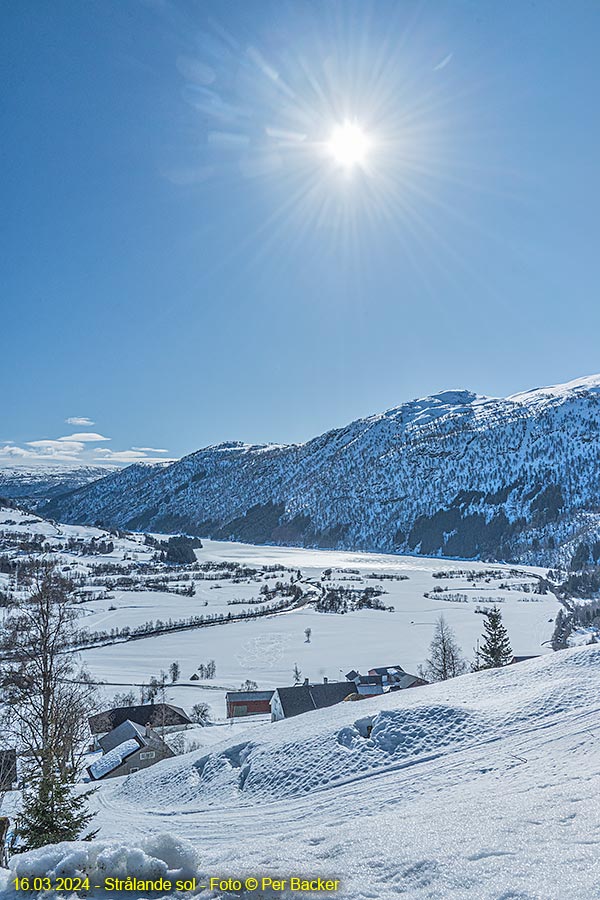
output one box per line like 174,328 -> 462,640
327,121 -> 371,168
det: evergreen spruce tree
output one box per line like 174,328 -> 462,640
551,608 -> 573,650
15,771 -> 97,851
479,606 -> 512,668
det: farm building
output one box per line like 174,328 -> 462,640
347,674 -> 385,696
367,665 -> 427,689
88,702 -> 191,748
271,681 -> 356,721
87,721 -> 174,781
367,664 -> 408,683
346,666 -> 427,693
226,690 -> 274,718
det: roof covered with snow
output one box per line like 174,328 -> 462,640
88,739 -> 140,780
368,665 -> 406,677
98,720 -> 147,754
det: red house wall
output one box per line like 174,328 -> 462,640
227,699 -> 272,717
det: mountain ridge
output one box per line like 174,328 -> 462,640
0,464 -> 119,507
41,374 -> 600,565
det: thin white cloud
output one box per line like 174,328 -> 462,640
94,448 -> 177,464
433,53 -> 453,71
176,55 -> 215,86
95,448 -> 149,461
0,429 -> 173,469
0,445 -> 30,459
27,439 -> 86,454
66,416 -> 95,426
1,441 -> 85,463
58,432 -> 110,442
131,446 -> 169,453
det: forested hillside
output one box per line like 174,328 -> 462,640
42,375 -> 600,565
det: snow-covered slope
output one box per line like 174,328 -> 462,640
3,646 -> 599,899
0,465 -> 117,507
42,375 -> 600,564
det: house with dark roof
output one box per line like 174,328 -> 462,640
271,681 -> 356,721
344,671 -> 385,696
367,665 -> 427,690
345,665 -> 427,694
88,703 -> 191,748
98,720 -> 148,754
87,721 -> 174,781
368,665 -> 407,681
226,690 -> 274,718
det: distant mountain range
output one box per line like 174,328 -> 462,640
0,465 -> 118,507
19,375 -> 600,565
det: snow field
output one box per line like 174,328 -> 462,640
2,647 -> 599,899
78,540 -> 558,720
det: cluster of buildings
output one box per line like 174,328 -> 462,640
226,664 -> 427,722
85,664 -> 425,781
4,656 -> 538,787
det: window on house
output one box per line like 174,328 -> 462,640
129,767 -> 139,773
139,751 -> 156,760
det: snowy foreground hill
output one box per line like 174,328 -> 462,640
3,647 -> 600,899
41,374 -> 600,566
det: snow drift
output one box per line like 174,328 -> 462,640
1,833 -> 198,899
2,647 -> 600,899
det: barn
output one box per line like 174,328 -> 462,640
226,690 -> 274,718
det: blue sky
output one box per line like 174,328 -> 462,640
2,0 -> 600,467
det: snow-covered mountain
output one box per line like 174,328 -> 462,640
0,464 -> 118,507
41,375 -> 600,564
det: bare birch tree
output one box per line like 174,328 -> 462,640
419,615 -> 468,681
0,564 -> 97,849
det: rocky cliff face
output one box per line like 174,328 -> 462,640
41,375 -> 600,565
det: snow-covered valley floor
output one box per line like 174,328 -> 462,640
3,647 -> 600,899
76,539 -> 558,716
